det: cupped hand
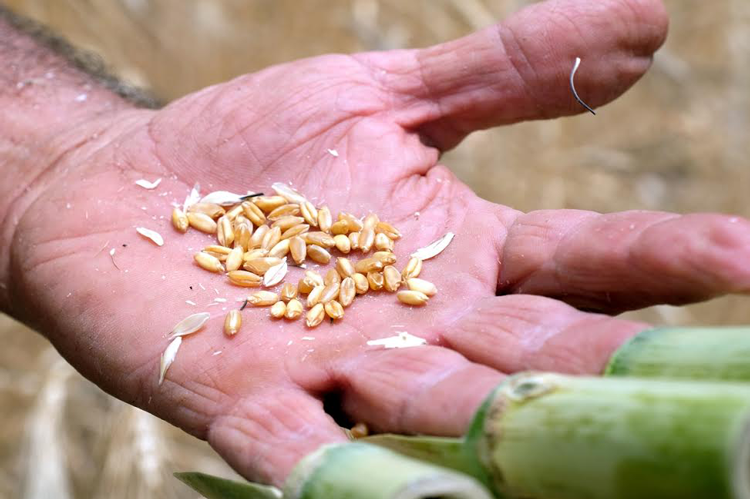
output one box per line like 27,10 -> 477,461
11,0 -> 750,487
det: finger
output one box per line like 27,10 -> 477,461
207,389 -> 347,487
499,210 -> 750,313
442,295 -> 648,374
364,0 -> 668,149
332,347 -> 504,436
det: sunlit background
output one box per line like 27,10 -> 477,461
2,1 -> 748,497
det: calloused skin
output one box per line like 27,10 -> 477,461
5,0 -> 750,487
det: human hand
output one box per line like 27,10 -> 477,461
8,0 -> 749,488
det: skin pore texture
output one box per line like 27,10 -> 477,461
2,0 -> 750,488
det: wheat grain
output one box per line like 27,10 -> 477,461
375,221 -> 402,240
242,201 -> 267,226
363,213 -> 379,230
325,268 -> 342,285
349,232 -> 360,250
352,273 -> 369,294
225,246 -> 244,272
187,212 -> 218,233
248,291 -> 279,306
339,277 -> 355,307
372,251 -> 397,265
194,252 -> 224,273
280,223 -> 309,240
307,244 -> 331,264
242,248 -> 269,261
318,206 -> 332,233
204,245 -> 232,261
216,216 -> 234,247
227,270 -> 263,287
270,301 -> 287,319
280,282 -> 298,302
334,234 -> 351,254
367,271 -> 384,291
397,290 -> 429,306
225,203 -> 244,221
402,256 -> 422,280
325,300 -> 344,320
253,195 -> 288,213
261,226 -> 282,251
269,238 -> 291,258
306,285 -> 325,308
224,310 -> 242,336
248,224 -> 269,249
289,236 -> 307,265
306,303 -> 325,327
272,216 -> 305,231
406,278 -> 437,297
354,257 -> 384,274
335,257 -> 356,279
320,281 -> 341,304
330,220 -> 349,235
300,201 -> 319,227
358,228 -> 375,253
339,212 -> 363,232
375,232 -> 394,252
171,207 -> 189,233
304,231 -> 336,248
243,257 -> 283,275
188,202 -> 226,219
234,223 -> 252,251
271,182 -> 307,204
285,299 -> 303,320
383,265 -> 402,292
267,203 -> 300,220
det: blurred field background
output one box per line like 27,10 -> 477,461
1,0 -> 749,498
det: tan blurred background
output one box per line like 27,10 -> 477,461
1,0 -> 749,497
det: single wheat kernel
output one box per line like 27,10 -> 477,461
359,228 -> 375,253
281,223 -> 309,240
339,212 -> 363,232
267,203 -> 300,220
253,195 -> 287,213
339,277 -> 355,307
367,271 -> 384,291
318,206 -> 332,233
227,270 -> 263,287
224,310 -> 242,336
397,290 -> 429,306
298,278 -> 313,295
349,232 -> 360,250
226,246 -> 244,272
261,226 -> 282,251
290,236 -> 307,265
372,251 -> 397,266
270,301 -> 287,319
335,257 -> 356,278
363,213 -> 379,230
407,278 -> 437,296
304,231 -> 336,248
307,244 -> 331,264
280,282 -> 298,302
325,300 -> 344,320
325,269 -> 342,286
304,270 -> 324,287
242,201 -> 267,226
217,216 -> 234,247
172,207 -> 189,233
330,220 -> 349,235
352,273 -> 369,294
248,224 -> 269,249
269,238 -> 290,258
234,223 -> 252,251
285,299 -> 303,319
350,422 -> 369,439
271,182 -> 307,204
402,256 -> 423,280
334,234 -> 351,254
243,248 -> 269,261
194,252 -> 224,273
234,214 -> 253,229
243,257 -> 284,275
187,212 -> 218,234
272,216 -> 305,231
375,221 -> 402,240
383,265 -> 402,292
320,281 -> 340,303
306,303 -> 325,328
204,245 -> 233,260
375,232 -> 394,252
307,285 -> 325,308
355,257 -> 384,274
188,202 -> 226,219
248,291 -> 279,306
225,204 -> 244,221
300,201 -> 319,227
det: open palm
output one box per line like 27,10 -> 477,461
10,0 -> 750,487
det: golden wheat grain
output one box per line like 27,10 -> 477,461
325,300 -> 344,320
383,265 -> 402,292
188,202 -> 225,219
339,277 -> 355,307
171,207 -> 189,233
372,251 -> 397,266
367,271 -> 384,291
248,291 -> 279,306
406,278 -> 437,297
375,232 -> 394,252
187,212 -> 218,233
330,220 -> 349,235
194,252 -> 224,273
306,303 -> 325,327
243,257 -> 283,275
225,246 -> 244,272
318,206 -> 332,233
270,301 -> 287,319
335,257 -> 356,278
334,234 -> 351,254
300,201 -> 319,227
304,231 -> 336,248
397,290 -> 429,306
268,238 -> 290,258
224,310 -> 242,336
307,285 -> 325,308
285,299 -> 303,320
280,223 -> 310,240
290,236 -> 307,265
267,203 -> 300,220
280,282 -> 298,302
352,273 -> 369,294
217,216 -> 234,247
261,226 -> 282,251
227,270 -> 263,287
325,268 -> 342,286
307,244 -> 332,264
354,257 -> 384,274
253,195 -> 288,213
242,200 -> 267,226
402,256 -> 422,280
